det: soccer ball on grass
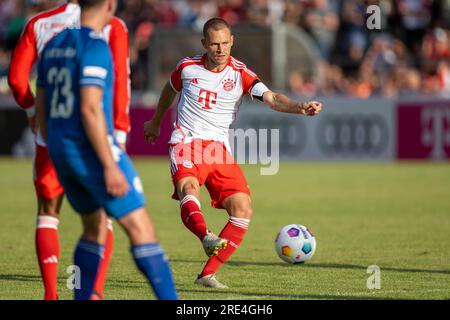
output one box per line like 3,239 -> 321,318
275,224 -> 316,264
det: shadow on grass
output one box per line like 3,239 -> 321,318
0,274 -> 146,288
170,259 -> 450,275
178,288 -> 396,300
0,274 -> 43,282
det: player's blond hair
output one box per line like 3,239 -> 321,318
203,18 -> 231,39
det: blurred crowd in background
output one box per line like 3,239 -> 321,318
1,0 -> 450,99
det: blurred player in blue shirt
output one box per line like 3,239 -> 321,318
36,0 -> 177,300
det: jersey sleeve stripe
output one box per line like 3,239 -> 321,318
230,60 -> 258,78
243,68 -> 257,79
231,57 -> 257,75
83,66 -> 108,79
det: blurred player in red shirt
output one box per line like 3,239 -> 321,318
8,0 -> 130,300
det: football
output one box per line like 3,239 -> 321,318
275,224 -> 317,264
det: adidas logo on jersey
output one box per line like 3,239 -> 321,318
190,78 -> 198,84
43,255 -> 58,264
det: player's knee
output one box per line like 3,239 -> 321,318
231,207 -> 253,220
82,221 -> 107,244
119,208 -> 157,244
38,196 -> 63,217
178,179 -> 200,198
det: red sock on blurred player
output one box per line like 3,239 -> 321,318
180,195 -> 207,241
200,217 -> 250,277
92,219 -> 114,300
35,216 -> 60,300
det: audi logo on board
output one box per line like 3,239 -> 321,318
317,113 -> 389,156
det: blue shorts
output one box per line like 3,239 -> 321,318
53,150 -> 146,220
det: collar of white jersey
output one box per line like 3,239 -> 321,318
201,54 -> 232,74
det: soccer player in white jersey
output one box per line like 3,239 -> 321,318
144,18 -> 322,288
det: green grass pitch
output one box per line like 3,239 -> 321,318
0,158 -> 449,300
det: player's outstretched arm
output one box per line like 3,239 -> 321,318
8,19 -> 39,130
143,81 -> 178,144
262,91 -> 322,116
81,87 -> 129,197
35,87 -> 46,141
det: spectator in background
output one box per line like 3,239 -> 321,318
421,27 -> 450,62
130,21 -> 154,90
247,0 -> 270,27
335,0 -> 368,70
301,0 -> 339,59
174,0 -> 217,31
3,0 -> 450,98
396,0 -> 433,53
0,45 -> 11,95
399,67 -> 422,96
154,0 -> 178,27
218,0 -> 247,26
288,70 -> 317,98
0,0 -> 15,39
436,59 -> 450,97
0,0 -> 25,50
283,0 -> 303,25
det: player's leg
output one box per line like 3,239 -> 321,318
115,202 -> 177,299
197,193 -> 252,288
35,197 -> 63,300
34,145 -> 115,300
74,210 -> 108,300
34,145 -> 65,300
176,177 -> 208,241
98,153 -> 177,300
171,142 -> 227,256
52,170 -> 107,301
177,177 -> 228,257
92,216 -> 114,300
196,145 -> 252,288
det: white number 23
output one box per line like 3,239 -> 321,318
47,67 -> 74,119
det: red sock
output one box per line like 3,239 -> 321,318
35,216 -> 60,300
93,219 -> 114,299
180,195 -> 207,241
200,217 -> 250,277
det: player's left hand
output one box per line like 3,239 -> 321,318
143,119 -> 161,145
299,101 -> 322,116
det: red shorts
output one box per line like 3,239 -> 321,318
169,140 -> 251,209
33,144 -> 64,200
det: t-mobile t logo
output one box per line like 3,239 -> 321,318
421,108 -> 450,160
198,89 -> 217,110
398,103 -> 450,159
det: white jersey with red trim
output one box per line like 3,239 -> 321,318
9,2 -> 131,146
31,3 -> 117,57
169,54 -> 269,148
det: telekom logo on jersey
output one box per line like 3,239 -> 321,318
198,89 -> 218,110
